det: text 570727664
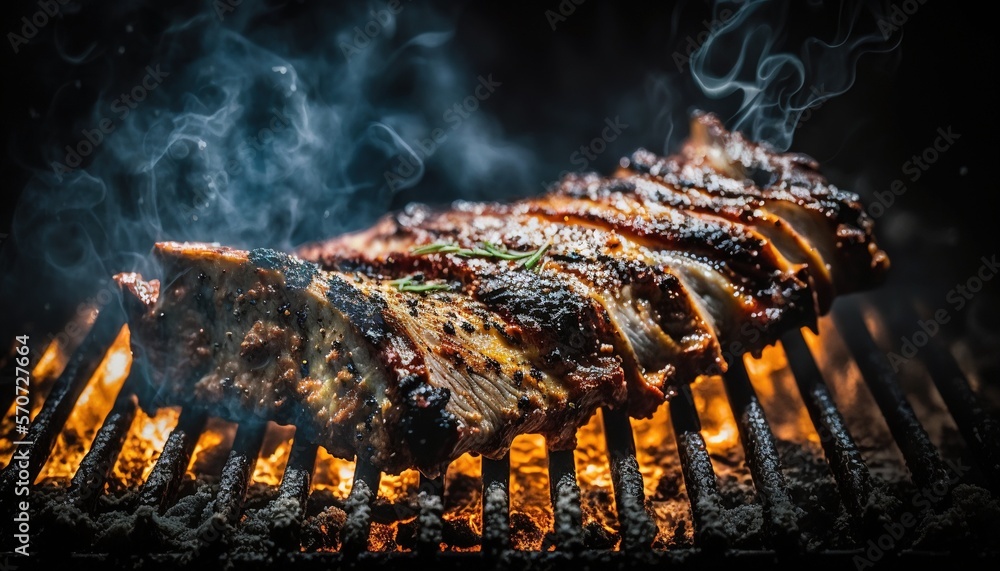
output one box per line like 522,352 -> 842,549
10,335 -> 32,557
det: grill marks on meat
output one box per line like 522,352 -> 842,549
118,113 -> 889,477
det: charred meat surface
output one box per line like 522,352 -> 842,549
117,114 -> 889,476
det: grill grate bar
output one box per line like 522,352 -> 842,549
212,421 -> 268,525
0,306 -> 123,505
417,475 -> 445,552
781,330 -> 880,523
834,306 -> 953,492
277,438 -> 318,507
481,454 -> 511,553
263,437 -> 319,551
66,376 -> 139,511
341,458 -> 381,555
601,407 -> 657,550
547,448 -> 584,551
923,346 -> 1000,490
669,385 -> 728,549
723,361 -> 802,550
890,300 -> 1000,491
138,407 -> 208,511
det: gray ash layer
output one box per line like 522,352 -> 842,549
26,435 -> 1000,562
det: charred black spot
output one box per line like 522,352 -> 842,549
398,377 -> 459,471
443,321 -> 456,335
460,321 -> 475,334
249,248 -> 318,290
485,356 -> 501,373
513,370 -> 524,387
398,374 -> 421,393
326,275 -> 395,346
551,251 -> 585,263
475,270 -> 604,361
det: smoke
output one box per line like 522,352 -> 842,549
1,0 -> 539,330
639,0 -> 898,155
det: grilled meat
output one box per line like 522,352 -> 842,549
117,113 -> 889,477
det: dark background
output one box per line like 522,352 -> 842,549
1,0 -> 997,350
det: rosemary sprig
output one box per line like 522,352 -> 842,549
412,240 -> 552,270
411,243 -> 464,255
387,275 -> 452,294
520,241 -> 551,270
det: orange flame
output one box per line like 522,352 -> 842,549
379,469 -> 420,503
573,410 -> 618,542
691,375 -> 740,452
744,343 -> 820,445
633,403 -> 692,547
251,423 -> 295,487
311,447 -> 359,498
509,433 -> 553,551
187,418 -> 236,479
37,325 -> 132,483
1,332 -> 86,469
112,406 -> 181,487
31,305 -> 99,401
442,453 -> 483,552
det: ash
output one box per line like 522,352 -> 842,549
27,437 -> 1000,563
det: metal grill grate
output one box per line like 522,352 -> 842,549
2,295 -> 999,567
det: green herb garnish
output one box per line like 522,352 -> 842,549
387,275 -> 452,294
413,240 -> 552,271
